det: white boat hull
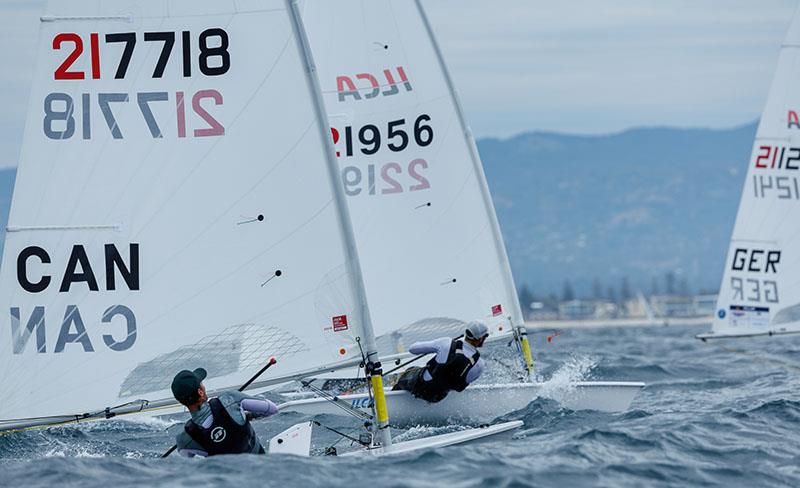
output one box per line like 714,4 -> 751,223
278,381 -> 645,426
267,419 -> 522,457
342,420 -> 524,457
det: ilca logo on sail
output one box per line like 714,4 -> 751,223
336,66 -> 412,102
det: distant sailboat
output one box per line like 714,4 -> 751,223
638,291 -> 666,327
698,9 -> 800,340
0,0 -> 521,453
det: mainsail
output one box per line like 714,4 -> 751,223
300,0 -> 527,354
700,9 -> 800,340
0,0 -> 372,428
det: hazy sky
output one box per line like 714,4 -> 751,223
0,0 -> 796,168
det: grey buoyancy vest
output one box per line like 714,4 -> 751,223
184,398 -> 259,456
413,339 -> 480,403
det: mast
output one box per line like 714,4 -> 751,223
286,0 -> 392,448
412,0 -> 534,375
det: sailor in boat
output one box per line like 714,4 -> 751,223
171,368 -> 279,457
392,321 -> 488,403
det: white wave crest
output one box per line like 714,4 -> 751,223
43,443 -> 106,458
537,355 -> 598,403
119,414 -> 181,429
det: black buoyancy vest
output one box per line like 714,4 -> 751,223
184,398 -> 259,456
414,339 -> 480,402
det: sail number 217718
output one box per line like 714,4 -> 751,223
43,29 -> 229,140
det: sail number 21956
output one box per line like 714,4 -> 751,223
333,114 -> 434,196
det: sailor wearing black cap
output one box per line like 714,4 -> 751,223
171,368 -> 279,457
392,320 -> 489,403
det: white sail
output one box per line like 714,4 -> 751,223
0,0 -> 370,425
702,9 -> 800,340
300,0 -> 524,351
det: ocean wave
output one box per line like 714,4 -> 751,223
733,399 -> 800,423
0,326 -> 798,487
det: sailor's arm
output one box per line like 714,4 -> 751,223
227,391 -> 279,417
240,398 -> 279,417
408,337 -> 452,363
465,357 -> 485,385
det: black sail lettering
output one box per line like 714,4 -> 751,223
17,246 -> 52,293
105,243 -> 140,291
731,248 -> 746,271
59,245 -> 99,292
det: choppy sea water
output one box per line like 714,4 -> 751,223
1,324 -> 799,487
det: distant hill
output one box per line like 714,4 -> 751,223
0,122 -> 756,297
478,122 -> 757,298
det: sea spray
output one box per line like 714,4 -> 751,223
537,355 -> 598,405
392,424 -> 469,443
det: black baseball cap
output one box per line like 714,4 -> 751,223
171,368 -> 207,403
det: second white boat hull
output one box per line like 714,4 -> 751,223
342,420 -> 524,457
278,381 -> 645,426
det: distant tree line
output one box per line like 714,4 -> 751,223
517,270 -> 699,313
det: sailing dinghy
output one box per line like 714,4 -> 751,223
278,381 -> 645,426
280,0 -> 644,422
0,0 -> 521,455
697,8 -> 800,340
